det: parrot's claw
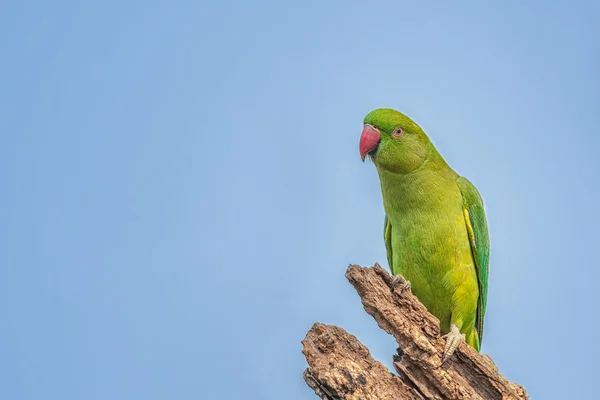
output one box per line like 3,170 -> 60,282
442,324 -> 465,363
391,274 -> 411,295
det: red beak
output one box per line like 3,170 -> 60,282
360,124 -> 381,161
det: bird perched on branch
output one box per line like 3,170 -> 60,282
359,108 -> 489,362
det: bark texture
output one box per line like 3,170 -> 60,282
301,264 -> 528,400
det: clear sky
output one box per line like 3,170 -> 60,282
1,1 -> 598,399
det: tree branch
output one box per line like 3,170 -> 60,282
302,264 -> 528,400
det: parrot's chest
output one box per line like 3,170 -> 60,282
390,208 -> 472,271
389,206 -> 476,323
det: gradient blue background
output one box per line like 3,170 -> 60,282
1,1 -> 598,399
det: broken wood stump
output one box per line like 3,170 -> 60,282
301,264 -> 528,400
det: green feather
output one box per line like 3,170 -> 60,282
384,215 -> 393,270
457,177 -> 490,343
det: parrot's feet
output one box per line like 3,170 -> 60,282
391,274 -> 411,295
442,324 -> 466,363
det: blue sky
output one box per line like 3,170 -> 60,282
1,1 -> 598,399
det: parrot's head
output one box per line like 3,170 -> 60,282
359,108 -> 431,174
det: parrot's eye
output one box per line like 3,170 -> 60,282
392,127 -> 404,139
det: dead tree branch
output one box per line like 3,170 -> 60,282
301,264 -> 528,400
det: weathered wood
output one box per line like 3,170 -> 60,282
302,323 -> 421,399
302,264 -> 528,400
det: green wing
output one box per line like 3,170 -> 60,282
383,215 -> 394,273
457,177 -> 490,345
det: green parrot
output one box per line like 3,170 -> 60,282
359,108 -> 489,361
